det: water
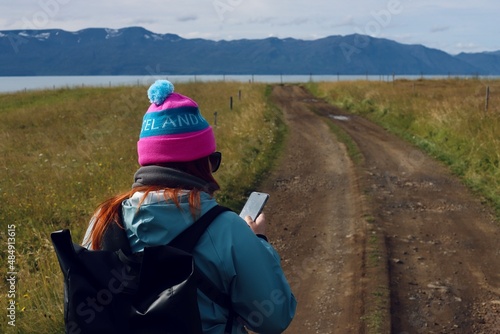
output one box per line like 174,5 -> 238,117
0,74 -> 369,93
0,74 -> 494,93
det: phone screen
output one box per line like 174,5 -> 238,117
239,192 -> 269,221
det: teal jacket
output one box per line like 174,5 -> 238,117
118,190 -> 296,334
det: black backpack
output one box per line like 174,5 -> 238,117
51,205 -> 233,334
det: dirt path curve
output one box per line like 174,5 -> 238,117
264,85 -> 500,333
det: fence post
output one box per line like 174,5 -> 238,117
238,90 -> 241,101
214,112 -> 218,127
485,86 -> 490,112
230,96 -> 233,110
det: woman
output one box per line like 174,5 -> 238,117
82,80 -> 296,333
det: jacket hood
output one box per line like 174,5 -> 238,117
122,190 -> 217,252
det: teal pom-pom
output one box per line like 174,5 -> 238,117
148,80 -> 174,105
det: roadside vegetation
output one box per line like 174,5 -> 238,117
0,82 -> 286,333
308,78 -> 500,218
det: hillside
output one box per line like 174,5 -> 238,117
456,51 -> 500,74
0,27 -> 498,75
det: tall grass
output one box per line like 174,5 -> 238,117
0,82 -> 285,333
308,78 -> 500,217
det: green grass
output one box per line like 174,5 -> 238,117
324,118 -> 363,165
363,218 -> 391,334
0,82 -> 286,333
310,78 -> 500,219
305,83 -> 363,165
362,286 -> 389,334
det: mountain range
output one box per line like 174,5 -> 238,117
0,27 -> 499,76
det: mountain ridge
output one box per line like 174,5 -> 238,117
0,27 -> 499,76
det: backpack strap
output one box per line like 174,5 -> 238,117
51,229 -> 78,274
169,205 -> 230,251
101,219 -> 133,254
169,205 -> 233,310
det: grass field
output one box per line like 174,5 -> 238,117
0,82 -> 286,333
2,78 -> 499,333
307,78 -> 500,218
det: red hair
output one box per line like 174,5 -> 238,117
89,156 -> 219,250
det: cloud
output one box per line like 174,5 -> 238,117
130,18 -> 158,26
328,15 -> 355,28
430,26 -> 450,33
245,17 -> 274,25
177,15 -> 197,22
454,42 -> 480,52
277,17 -> 310,26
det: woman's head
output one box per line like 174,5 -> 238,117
137,80 -> 216,166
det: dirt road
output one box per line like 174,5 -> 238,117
263,85 -> 500,333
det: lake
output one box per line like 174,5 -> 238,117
0,74 -> 489,93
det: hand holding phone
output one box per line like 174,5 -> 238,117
239,192 -> 269,221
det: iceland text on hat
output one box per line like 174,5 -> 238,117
140,107 -> 209,138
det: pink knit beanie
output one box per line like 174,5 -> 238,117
137,80 -> 216,166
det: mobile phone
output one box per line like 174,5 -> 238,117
239,192 -> 270,221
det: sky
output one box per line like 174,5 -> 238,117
0,0 -> 498,55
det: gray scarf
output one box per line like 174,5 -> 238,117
132,166 -> 217,193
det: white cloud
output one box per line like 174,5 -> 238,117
454,42 -> 481,53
